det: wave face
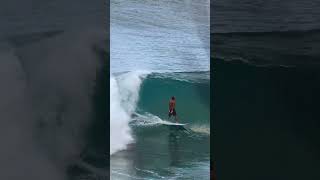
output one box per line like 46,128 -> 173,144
136,72 -> 210,125
110,71 -> 210,180
110,71 -> 210,155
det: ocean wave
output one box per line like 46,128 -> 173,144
137,72 -> 210,125
110,71 -> 149,155
111,70 -> 210,154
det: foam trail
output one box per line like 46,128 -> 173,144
189,125 -> 210,135
110,71 -> 148,155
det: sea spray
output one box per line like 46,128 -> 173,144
110,71 -> 149,155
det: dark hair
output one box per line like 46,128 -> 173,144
171,96 -> 175,100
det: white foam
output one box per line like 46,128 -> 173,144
110,71 -> 149,155
131,112 -> 163,126
132,112 -> 186,126
132,112 -> 210,135
189,125 -> 210,135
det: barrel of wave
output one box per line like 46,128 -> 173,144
137,72 -> 210,128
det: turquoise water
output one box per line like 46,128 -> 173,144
138,72 -> 210,125
110,0 -> 210,179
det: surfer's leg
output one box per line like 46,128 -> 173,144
173,109 -> 178,122
174,115 -> 178,123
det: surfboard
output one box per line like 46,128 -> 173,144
160,120 -> 190,133
159,120 -> 187,126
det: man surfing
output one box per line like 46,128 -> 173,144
168,96 -> 178,122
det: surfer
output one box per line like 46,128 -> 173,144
168,96 -> 178,122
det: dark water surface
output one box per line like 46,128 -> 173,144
212,0 -> 320,33
212,0 -> 320,179
0,1 -> 108,179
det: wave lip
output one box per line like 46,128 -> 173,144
110,71 -> 149,155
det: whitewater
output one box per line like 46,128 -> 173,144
110,71 -> 148,155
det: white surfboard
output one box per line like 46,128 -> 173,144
159,120 -> 187,126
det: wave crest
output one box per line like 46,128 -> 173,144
110,71 -> 149,155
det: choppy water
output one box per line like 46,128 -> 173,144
111,0 -> 210,73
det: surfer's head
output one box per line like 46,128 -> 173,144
171,96 -> 175,100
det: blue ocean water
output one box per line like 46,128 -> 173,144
211,0 -> 320,179
110,0 -> 210,179
111,0 -> 210,73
